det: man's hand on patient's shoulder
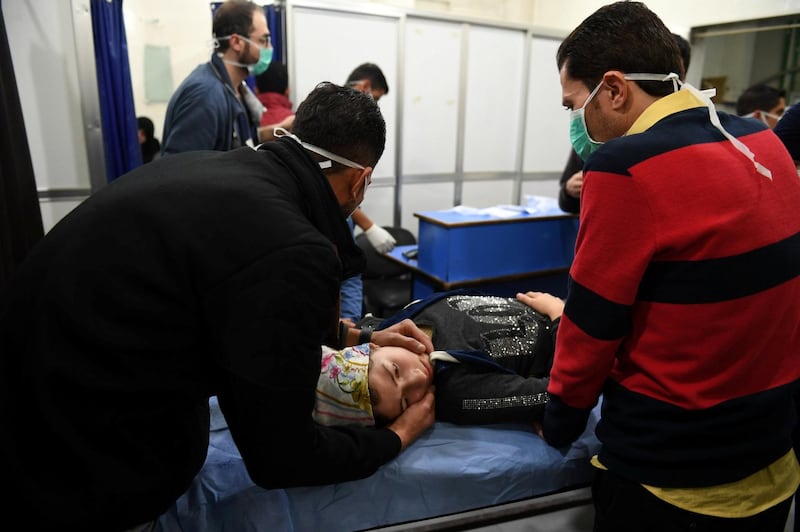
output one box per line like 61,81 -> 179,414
371,319 -> 434,354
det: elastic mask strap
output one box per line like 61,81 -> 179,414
273,127 -> 365,170
745,111 -> 782,123
215,52 -> 250,70
680,83 -> 773,180
624,73 -> 771,179
623,72 -> 680,92
212,35 -> 255,69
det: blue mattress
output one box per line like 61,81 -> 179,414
157,397 -> 602,531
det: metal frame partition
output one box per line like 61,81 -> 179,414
285,0 -> 569,229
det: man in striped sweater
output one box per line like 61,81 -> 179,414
548,2 -> 800,531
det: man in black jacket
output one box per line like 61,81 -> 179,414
0,82 -> 434,531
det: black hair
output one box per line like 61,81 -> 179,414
137,116 -> 160,163
213,0 -> 260,53
672,33 -> 691,74
345,63 -> 390,95
255,61 -> 289,94
292,82 -> 386,169
137,116 -> 155,141
736,84 -> 786,116
557,2 -> 684,97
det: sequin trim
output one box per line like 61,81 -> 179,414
462,392 -> 549,410
446,295 -> 546,360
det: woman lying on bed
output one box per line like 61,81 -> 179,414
313,289 -> 564,428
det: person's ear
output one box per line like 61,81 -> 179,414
603,71 -> 628,111
348,167 -> 373,198
229,33 -> 246,53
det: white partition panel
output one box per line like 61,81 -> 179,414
461,179 -> 515,208
463,26 -> 526,173
4,1 -> 92,194
291,7 -> 399,178
523,36 -> 572,172
355,184 -> 396,233
521,179 -> 561,200
39,199 -> 85,233
402,18 -> 463,176
402,181 -> 456,237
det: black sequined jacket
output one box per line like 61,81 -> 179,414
378,291 -> 558,426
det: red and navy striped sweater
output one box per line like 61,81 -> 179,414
543,99 -> 800,489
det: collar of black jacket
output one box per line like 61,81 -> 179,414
256,138 -> 366,279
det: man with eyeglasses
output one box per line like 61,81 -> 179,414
161,0 -> 294,156
736,83 -> 787,129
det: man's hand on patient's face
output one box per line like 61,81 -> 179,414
387,386 -> 435,450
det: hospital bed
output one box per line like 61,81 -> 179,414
156,397 -> 602,531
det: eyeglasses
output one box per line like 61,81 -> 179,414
245,33 -> 271,47
361,171 -> 372,197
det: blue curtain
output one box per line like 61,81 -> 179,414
91,0 -> 141,182
266,4 -> 284,64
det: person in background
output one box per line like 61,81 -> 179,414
339,62 -> 397,325
0,82 -> 435,531
137,116 -> 161,164
557,148 -> 583,213
161,0 -> 293,156
346,62 -> 390,102
736,83 -> 786,129
671,32 -> 692,76
550,2 -> 800,531
775,101 -> 800,163
255,60 -> 295,129
775,100 -> 800,532
558,32 -> 691,213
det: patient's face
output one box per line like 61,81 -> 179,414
368,346 -> 433,422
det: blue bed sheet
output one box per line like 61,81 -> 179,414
157,397 -> 602,531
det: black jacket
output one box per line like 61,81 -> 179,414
558,148 -> 583,214
0,139 -> 399,531
379,291 -> 557,426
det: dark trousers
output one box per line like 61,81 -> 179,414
592,468 -> 793,532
